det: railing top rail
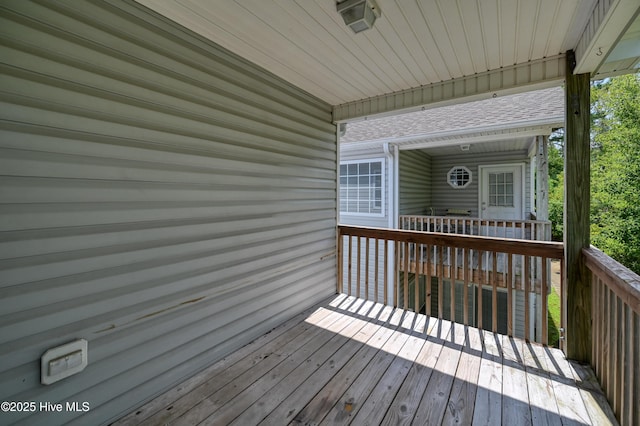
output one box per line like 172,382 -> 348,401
338,225 -> 564,259
398,215 -> 552,226
583,246 -> 640,314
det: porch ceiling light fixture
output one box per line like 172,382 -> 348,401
460,144 -> 471,151
337,0 -> 381,34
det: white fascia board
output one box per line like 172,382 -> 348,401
341,117 -> 562,152
574,0 -> 640,75
398,127 -> 553,151
333,55 -> 566,122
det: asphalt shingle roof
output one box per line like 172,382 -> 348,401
341,87 -> 565,143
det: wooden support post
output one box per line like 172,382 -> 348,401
564,50 -> 591,362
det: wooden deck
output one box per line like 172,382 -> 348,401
114,294 -> 617,426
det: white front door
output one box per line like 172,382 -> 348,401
479,164 -> 524,220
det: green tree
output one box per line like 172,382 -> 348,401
547,129 -> 564,241
590,73 -> 640,274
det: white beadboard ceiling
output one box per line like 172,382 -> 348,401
138,0 -> 640,113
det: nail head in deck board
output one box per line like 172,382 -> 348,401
380,317 -> 448,426
349,314 -> 428,425
223,306 -> 373,425
319,309 -> 414,424
139,306 -> 340,425
526,371 -> 563,426
473,331 -> 504,426
567,362 -> 619,425
501,334 -> 532,425
411,324 -> 462,424
213,312 -> 363,424
254,300 -> 388,426
260,306 -> 388,424
112,299 -> 332,426
539,345 -> 593,425
441,324 -> 483,426
287,304 -> 399,424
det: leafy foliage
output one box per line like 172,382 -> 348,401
547,130 -> 565,241
589,74 -> 640,274
546,73 -> 640,274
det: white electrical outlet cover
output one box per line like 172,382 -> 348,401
41,339 -> 88,385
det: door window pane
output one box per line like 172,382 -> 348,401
488,172 -> 514,207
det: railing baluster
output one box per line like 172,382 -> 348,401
478,250 -> 484,330
524,255 -> 531,342
507,253 -> 514,337
383,239 -> 388,306
426,242 -> 432,316
541,256 -> 548,345
608,287 -> 615,405
365,237 -> 370,300
464,248 -> 470,326
492,250 -> 498,333
347,235 -> 352,296
451,244 -> 457,322
613,294 -> 621,415
394,240 -> 399,308
631,308 -> 637,426
615,295 -> 624,417
357,236 -> 361,298
417,241 -> 424,314
628,308 -> 636,426
593,274 -> 600,378
337,231 -> 343,294
403,241 -> 409,310
438,245 -> 444,319
560,257 -> 565,353
604,284 -> 611,398
374,238 -> 379,304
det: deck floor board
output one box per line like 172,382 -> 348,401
114,295 -> 618,426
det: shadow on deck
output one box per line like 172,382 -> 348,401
113,294 -> 617,425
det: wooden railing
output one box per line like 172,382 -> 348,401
399,215 -> 552,241
337,225 -> 564,344
584,246 -> 640,426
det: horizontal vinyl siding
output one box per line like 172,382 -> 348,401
430,150 -> 531,217
0,1 -> 336,425
399,150 -> 431,215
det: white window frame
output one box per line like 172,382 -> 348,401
339,158 -> 385,217
447,166 -> 472,189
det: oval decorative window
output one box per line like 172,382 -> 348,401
447,166 -> 472,188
